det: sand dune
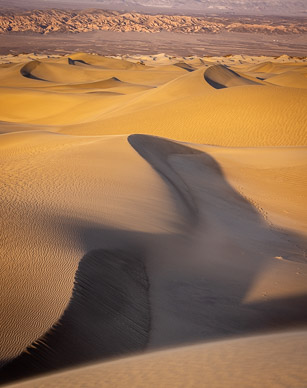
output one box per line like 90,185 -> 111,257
0,132 -> 181,365
204,64 -> 261,89
0,53 -> 306,386
61,83 -> 307,146
245,60 -> 307,74
0,53 -> 298,145
265,71 -> 307,89
20,60 -> 137,84
4,331 -> 307,388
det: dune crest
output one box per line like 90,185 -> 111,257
204,64 -> 261,89
0,52 -> 306,386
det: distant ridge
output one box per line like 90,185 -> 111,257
0,0 -> 306,17
0,9 -> 306,35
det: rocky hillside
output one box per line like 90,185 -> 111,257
0,9 -> 306,35
0,0 -> 306,17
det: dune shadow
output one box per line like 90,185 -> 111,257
20,61 -> 48,82
68,58 -> 89,66
173,62 -> 195,72
204,76 -> 226,89
204,64 -> 260,89
0,135 -> 306,384
128,134 -> 307,339
128,134 -> 201,224
0,249 -> 150,384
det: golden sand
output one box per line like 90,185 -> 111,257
0,52 -> 306,386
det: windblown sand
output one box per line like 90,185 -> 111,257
4,331 -> 307,388
0,52 -> 306,386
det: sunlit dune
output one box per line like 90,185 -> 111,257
4,331 -> 307,388
0,52 -> 306,387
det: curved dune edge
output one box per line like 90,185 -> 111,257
128,134 -> 201,223
0,53 -> 307,386
0,132 -> 307,381
0,132 -> 183,367
3,331 -> 307,388
0,250 -> 151,384
203,64 -> 261,89
20,61 -> 154,93
0,53 -> 306,146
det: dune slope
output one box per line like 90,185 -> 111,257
0,53 -> 306,385
4,331 -> 307,388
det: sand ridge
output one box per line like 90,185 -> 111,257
0,52 -> 307,385
1,52 -> 306,145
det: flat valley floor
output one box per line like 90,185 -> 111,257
0,31 -> 307,56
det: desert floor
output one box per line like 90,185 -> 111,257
1,31 -> 307,57
0,52 -> 307,387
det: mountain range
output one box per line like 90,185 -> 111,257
0,0 -> 306,16
1,9 -> 305,35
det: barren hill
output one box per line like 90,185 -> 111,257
0,9 -> 306,35
0,0 -> 306,17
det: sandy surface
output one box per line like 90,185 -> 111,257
0,52 -> 306,386
4,331 -> 307,388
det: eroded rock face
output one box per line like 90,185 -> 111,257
0,9 -> 306,35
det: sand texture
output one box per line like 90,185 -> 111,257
4,331 -> 307,388
0,52 -> 306,386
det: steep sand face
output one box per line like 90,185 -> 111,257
0,52 -> 306,385
1,134 -> 306,383
0,132 -> 183,365
203,64 -> 261,88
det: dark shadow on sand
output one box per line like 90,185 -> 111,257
68,58 -> 89,66
0,135 -> 306,384
20,61 -> 48,82
0,249 -> 150,383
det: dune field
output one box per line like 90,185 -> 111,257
0,52 -> 307,386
